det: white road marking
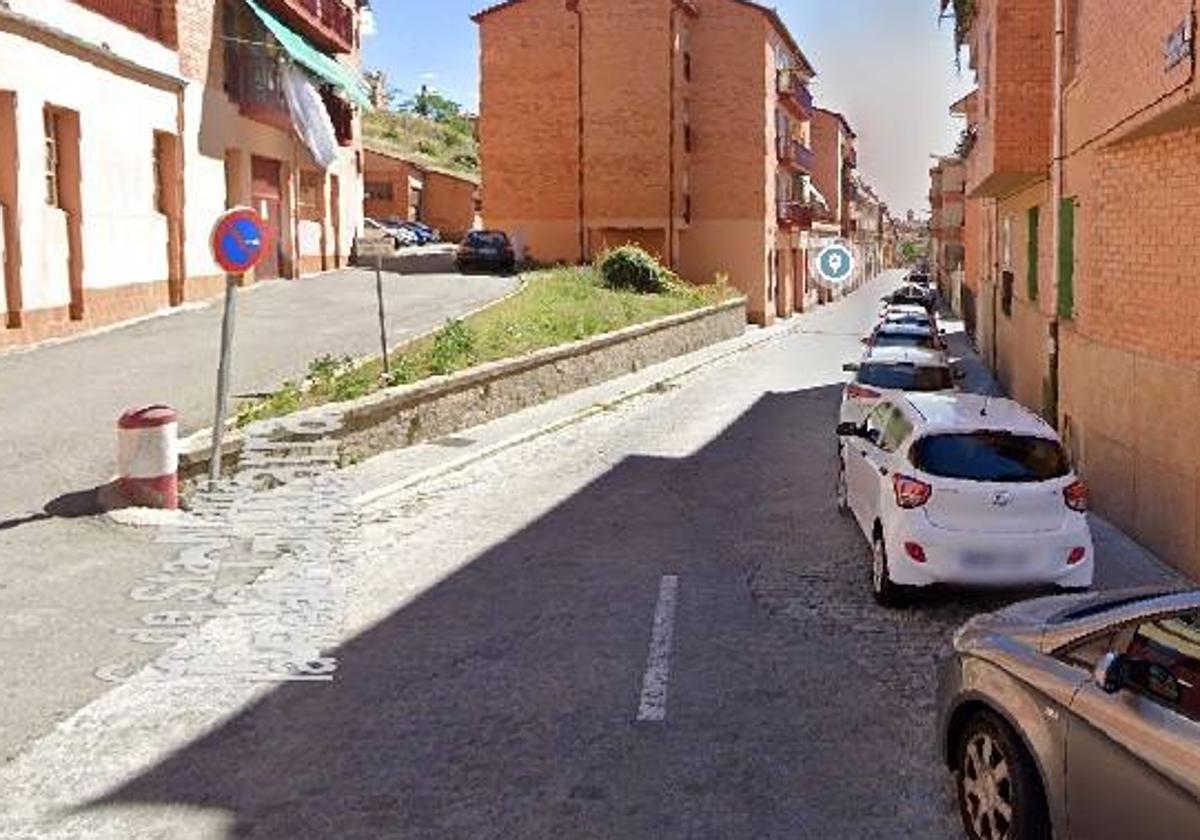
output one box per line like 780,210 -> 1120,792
636,575 -> 679,722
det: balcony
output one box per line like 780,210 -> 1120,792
776,70 -> 813,118
777,200 -> 814,230
72,0 -> 176,46
777,138 -> 814,173
262,0 -> 355,54
224,43 -> 291,132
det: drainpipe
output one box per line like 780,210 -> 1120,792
568,0 -> 585,263
666,7 -> 676,269
1050,0 -> 1065,427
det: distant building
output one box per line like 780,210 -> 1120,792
473,0 -> 821,324
0,0 -> 368,349
363,146 -> 480,241
928,155 -> 965,320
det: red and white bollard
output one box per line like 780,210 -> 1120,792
117,406 -> 179,510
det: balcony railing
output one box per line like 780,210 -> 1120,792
72,0 -> 175,46
777,138 -> 815,172
267,0 -> 355,54
777,201 -> 814,230
776,70 -> 813,117
224,43 -> 291,132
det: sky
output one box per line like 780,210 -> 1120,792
362,1 -> 974,217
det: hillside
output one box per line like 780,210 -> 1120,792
362,109 -> 479,175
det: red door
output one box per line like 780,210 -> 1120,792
250,155 -> 282,279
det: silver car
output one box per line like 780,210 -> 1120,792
937,587 -> 1200,840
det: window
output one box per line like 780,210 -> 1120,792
1001,270 -> 1014,317
909,432 -> 1071,483
1027,206 -> 1040,301
298,171 -> 322,220
872,332 -> 939,352
858,364 -> 953,393
863,403 -> 891,448
683,51 -> 692,82
1060,629 -> 1123,670
365,181 -> 394,202
44,108 -> 62,207
1125,610 -> 1200,721
1058,197 -> 1076,318
879,405 -> 914,453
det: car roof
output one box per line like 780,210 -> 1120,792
885,304 -> 927,314
862,346 -> 946,367
900,393 -> 1057,436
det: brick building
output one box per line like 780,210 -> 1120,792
364,146 -> 480,241
473,0 -> 822,324
0,0 -> 368,349
953,0 -> 1200,577
927,155 -> 965,316
809,107 -> 858,298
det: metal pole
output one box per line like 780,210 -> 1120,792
208,273 -> 239,484
375,252 -> 390,374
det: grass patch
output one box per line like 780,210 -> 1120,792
363,110 -> 478,175
234,266 -> 734,427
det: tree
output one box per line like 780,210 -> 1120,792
401,86 -> 471,132
938,0 -> 977,64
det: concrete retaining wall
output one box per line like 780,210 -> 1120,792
180,298 -> 747,491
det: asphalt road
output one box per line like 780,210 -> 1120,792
0,270 -> 1177,838
0,268 -> 517,766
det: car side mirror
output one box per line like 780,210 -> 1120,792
860,336 -> 870,345
1093,652 -> 1127,694
939,328 -> 947,335
836,421 -> 861,437
842,362 -> 861,373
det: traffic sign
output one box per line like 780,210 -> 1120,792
816,242 -> 855,286
210,207 -> 269,274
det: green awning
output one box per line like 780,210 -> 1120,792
244,0 -> 372,108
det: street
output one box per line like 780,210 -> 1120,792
0,270 -> 1177,838
0,267 -> 517,766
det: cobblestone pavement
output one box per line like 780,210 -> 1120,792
0,273 -> 1176,838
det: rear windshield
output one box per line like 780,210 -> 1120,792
873,333 -> 937,350
910,432 -> 1070,482
467,232 -> 508,246
858,364 -> 951,391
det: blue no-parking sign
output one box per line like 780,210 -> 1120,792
210,207 -> 269,274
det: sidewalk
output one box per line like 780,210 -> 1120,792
937,305 -> 1187,590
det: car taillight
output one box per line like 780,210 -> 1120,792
1064,481 -> 1089,512
893,475 -> 932,509
1067,546 -> 1087,565
846,384 -> 881,399
904,542 -> 927,563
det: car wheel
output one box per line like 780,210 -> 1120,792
870,531 -> 909,608
835,455 -> 850,516
956,711 -> 1050,840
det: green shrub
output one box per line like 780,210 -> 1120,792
597,245 -> 669,294
429,319 -> 476,375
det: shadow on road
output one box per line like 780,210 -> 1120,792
79,381 -> 1023,838
0,483 -> 128,533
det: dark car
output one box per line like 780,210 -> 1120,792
938,587 -> 1200,840
884,283 -> 936,313
457,230 -> 515,274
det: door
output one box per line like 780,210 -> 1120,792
846,403 -> 893,532
1066,610 -> 1200,839
250,155 -> 282,279
330,174 -> 341,268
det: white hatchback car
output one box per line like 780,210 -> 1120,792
836,393 -> 1094,606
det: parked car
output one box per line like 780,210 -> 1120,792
885,283 -> 936,312
938,586 -> 1200,840
835,392 -> 1093,606
404,221 -> 441,243
867,322 -> 947,355
366,217 -> 419,248
840,347 -> 960,426
880,306 -> 936,330
456,230 -> 516,274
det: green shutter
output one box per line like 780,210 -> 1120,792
1027,206 -> 1039,301
1058,198 -> 1075,318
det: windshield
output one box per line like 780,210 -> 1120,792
858,364 -> 952,391
873,332 -> 937,350
910,432 -> 1070,482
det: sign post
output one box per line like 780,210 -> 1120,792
375,251 -> 390,376
207,207 -> 269,483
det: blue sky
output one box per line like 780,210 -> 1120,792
363,1 -> 973,216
